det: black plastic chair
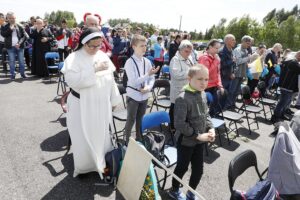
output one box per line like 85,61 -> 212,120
256,81 -> 277,120
112,84 -> 127,141
228,149 -> 263,194
239,85 -> 262,134
57,62 -> 67,96
206,91 -> 230,146
150,79 -> 171,112
215,90 -> 243,138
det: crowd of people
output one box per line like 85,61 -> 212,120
1,11 -> 300,200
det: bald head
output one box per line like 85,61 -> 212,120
224,34 -> 236,49
85,15 -> 99,28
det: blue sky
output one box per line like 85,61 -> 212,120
2,0 -> 299,32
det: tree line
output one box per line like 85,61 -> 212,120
43,5 -> 300,50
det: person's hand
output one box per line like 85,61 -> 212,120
196,133 -> 211,142
148,66 -> 160,76
15,43 -> 20,49
232,56 -> 236,63
208,129 -> 216,142
94,61 -> 109,72
230,73 -> 235,80
140,86 -> 150,94
41,37 -> 48,43
219,87 -> 225,95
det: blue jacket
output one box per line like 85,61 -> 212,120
154,43 -> 163,60
112,36 -> 126,55
219,45 -> 235,79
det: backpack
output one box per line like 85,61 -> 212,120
143,131 -> 165,162
104,144 -> 126,185
231,179 -> 280,200
122,57 -> 145,91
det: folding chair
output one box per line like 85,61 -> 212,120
141,111 -> 177,190
160,65 -> 170,79
45,52 -> 60,83
112,84 -> 127,141
238,85 -> 262,134
205,92 -> 230,146
150,79 -> 171,112
256,81 -> 277,120
228,149 -> 263,194
214,90 -> 243,138
57,62 -> 67,96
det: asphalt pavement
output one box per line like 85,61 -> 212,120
0,69 -> 294,200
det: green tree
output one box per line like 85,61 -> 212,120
212,18 -> 227,39
263,8 -> 276,24
44,10 -> 76,28
204,25 -> 215,40
107,18 -> 131,27
279,15 -> 300,50
260,18 -> 280,47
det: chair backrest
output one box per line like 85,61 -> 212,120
162,65 -> 170,74
153,79 -> 170,89
45,52 -> 59,60
117,84 -> 127,95
228,149 -> 262,193
141,111 -> 170,133
257,81 -> 266,97
205,91 -> 213,105
58,62 -> 64,70
241,85 -> 251,100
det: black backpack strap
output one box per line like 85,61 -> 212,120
127,57 -> 145,91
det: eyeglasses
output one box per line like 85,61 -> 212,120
86,44 -> 101,50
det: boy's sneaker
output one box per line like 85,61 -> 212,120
168,189 -> 186,200
186,191 -> 199,200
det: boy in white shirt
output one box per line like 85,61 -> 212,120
123,34 -> 160,144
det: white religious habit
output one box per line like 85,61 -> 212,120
61,48 -> 121,177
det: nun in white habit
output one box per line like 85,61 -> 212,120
61,27 -> 121,178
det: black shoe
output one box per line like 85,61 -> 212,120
21,74 -> 27,79
271,115 -> 280,124
285,108 -> 294,115
280,114 -> 290,121
294,105 -> 300,110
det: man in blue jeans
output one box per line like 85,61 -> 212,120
271,51 -> 300,123
1,12 -> 28,79
224,35 -> 251,109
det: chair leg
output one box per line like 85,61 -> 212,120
217,128 -> 222,146
162,170 -> 168,190
255,113 -> 259,129
262,104 -> 267,120
224,124 -> 230,145
150,101 -> 154,112
122,96 -> 126,109
235,122 -> 239,137
57,76 -> 61,96
112,118 -> 119,142
245,112 -> 251,135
